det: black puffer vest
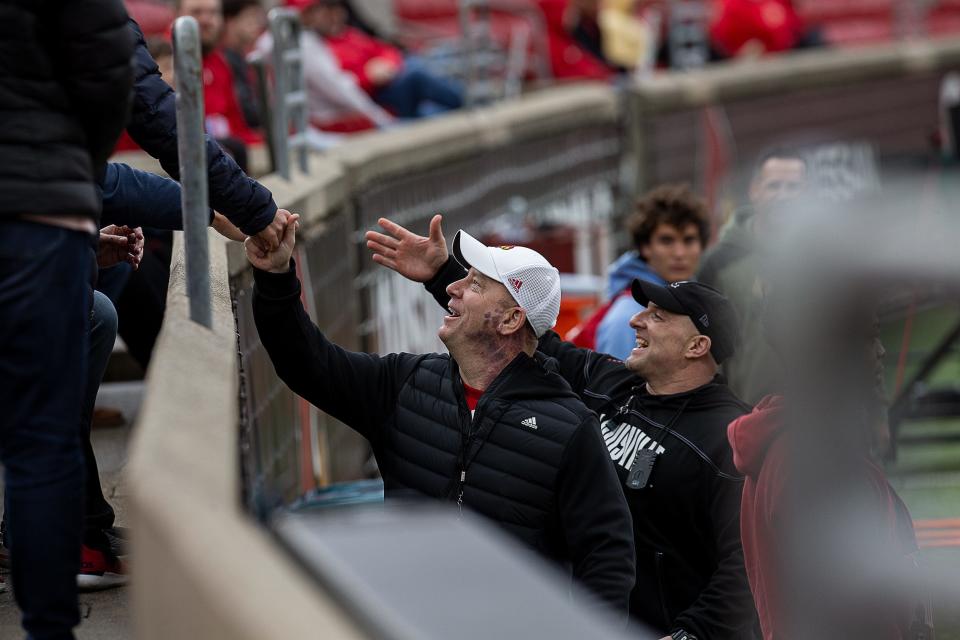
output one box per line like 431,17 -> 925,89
377,352 -> 591,560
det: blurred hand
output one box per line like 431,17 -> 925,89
212,212 -> 247,242
245,213 -> 299,273
364,213 -> 448,283
251,208 -> 291,252
365,57 -> 399,86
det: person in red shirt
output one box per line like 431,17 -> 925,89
709,0 -> 816,58
177,0 -> 263,153
727,304 -> 932,639
537,0 -> 617,81
290,0 -> 463,119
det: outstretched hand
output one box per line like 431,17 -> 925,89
365,214 -> 448,283
245,213 -> 300,273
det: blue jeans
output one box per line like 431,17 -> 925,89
374,57 -> 464,119
81,291 -> 118,549
0,220 -> 92,640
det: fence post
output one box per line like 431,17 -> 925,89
269,8 -> 309,179
173,16 -> 212,329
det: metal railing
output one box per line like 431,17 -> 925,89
268,8 -> 309,180
172,16 -> 212,328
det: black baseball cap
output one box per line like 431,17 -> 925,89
631,279 -> 740,364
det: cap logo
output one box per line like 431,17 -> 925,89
670,280 -> 693,288
499,245 -> 516,250
509,277 -> 523,293
699,314 -> 709,327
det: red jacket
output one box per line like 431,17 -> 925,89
536,0 -> 613,81
202,49 -> 262,146
324,27 -> 404,94
709,0 -> 805,57
728,396 -> 922,640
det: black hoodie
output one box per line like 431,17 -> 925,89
252,262 -> 636,616
427,258 -> 758,638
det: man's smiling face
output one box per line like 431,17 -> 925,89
625,302 -> 700,377
439,267 -> 516,352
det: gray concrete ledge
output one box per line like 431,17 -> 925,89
129,231 -> 364,639
631,37 -> 960,111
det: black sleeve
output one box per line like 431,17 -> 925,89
125,20 -> 277,236
423,255 -> 466,309
252,261 -> 420,441
556,416 -> 636,622
52,0 -> 134,174
536,331 -> 626,398
672,471 -> 756,639
100,163 -> 214,230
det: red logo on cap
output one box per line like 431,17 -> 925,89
509,278 -> 523,293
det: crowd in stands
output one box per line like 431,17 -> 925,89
112,0 -> 960,158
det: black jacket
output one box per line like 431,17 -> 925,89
126,20 -> 276,236
252,263 -> 636,616
0,0 -> 133,220
427,257 -> 758,639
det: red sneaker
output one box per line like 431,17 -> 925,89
77,544 -> 128,592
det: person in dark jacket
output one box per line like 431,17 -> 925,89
366,215 -> 759,639
249,217 -> 636,617
73,164 -> 245,588
126,18 -> 286,250
114,22 -> 290,369
0,0 -> 134,637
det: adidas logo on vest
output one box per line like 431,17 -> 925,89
521,417 -> 538,430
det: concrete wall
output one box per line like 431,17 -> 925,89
128,230 -> 364,639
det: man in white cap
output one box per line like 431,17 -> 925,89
247,215 -> 636,616
367,215 -> 760,640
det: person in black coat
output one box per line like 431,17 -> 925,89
0,0 -> 134,636
248,216 -> 636,619
367,215 -> 760,640
108,21 -> 293,370
125,18 -> 286,248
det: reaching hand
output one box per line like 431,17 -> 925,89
251,208 -> 291,252
245,213 -> 300,273
365,214 -> 448,283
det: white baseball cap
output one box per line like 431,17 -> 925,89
452,230 -> 561,338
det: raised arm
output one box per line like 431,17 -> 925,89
125,20 -> 288,249
249,216 -> 418,440
366,214 -> 623,395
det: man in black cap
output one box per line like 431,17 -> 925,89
367,216 -> 758,640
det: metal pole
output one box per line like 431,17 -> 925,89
173,16 -> 212,329
267,9 -> 309,178
269,9 -> 292,180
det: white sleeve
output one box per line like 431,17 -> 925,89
301,34 -> 394,126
